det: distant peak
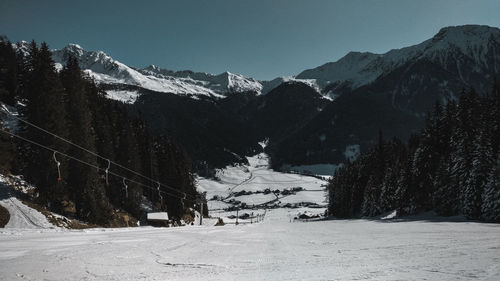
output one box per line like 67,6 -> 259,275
63,43 -> 85,56
437,24 -> 498,33
67,43 -> 83,49
434,25 -> 500,40
345,51 -> 376,57
145,64 -> 159,70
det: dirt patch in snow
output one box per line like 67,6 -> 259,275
0,204 -> 9,227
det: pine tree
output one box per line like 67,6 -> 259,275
0,38 -> 19,105
456,90 -> 483,218
20,42 -> 69,212
114,114 -> 144,218
433,156 -> 459,216
362,175 -> 380,216
481,153 -> 500,222
61,56 -> 112,223
432,100 -> 458,216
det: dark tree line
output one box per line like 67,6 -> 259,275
0,38 -> 198,226
328,86 -> 500,222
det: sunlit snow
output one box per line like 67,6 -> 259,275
1,149 -> 500,280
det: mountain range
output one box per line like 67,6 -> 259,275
17,24 -> 500,174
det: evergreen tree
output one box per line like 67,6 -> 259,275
114,114 -> 144,218
20,42 -> 69,212
481,153 -> 500,222
456,90 -> 483,218
0,38 -> 19,105
379,140 -> 405,213
327,87 -> 499,221
432,100 -> 458,215
61,56 -> 112,223
362,175 -> 380,216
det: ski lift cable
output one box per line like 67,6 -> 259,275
0,127 -> 199,201
0,127 -> 192,200
5,112 -> 194,198
12,113 -> 184,194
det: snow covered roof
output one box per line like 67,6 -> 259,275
147,212 -> 169,221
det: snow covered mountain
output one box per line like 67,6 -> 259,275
48,44 -> 321,102
297,25 -> 500,97
50,44 -> 263,101
269,25 -> 500,167
10,25 -> 500,170
139,65 -> 263,95
14,25 -> 500,105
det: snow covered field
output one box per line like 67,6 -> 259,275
1,211 -> 500,281
1,151 -> 500,280
197,150 -> 328,213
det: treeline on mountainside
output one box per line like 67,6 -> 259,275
328,86 -> 500,222
0,38 -> 198,226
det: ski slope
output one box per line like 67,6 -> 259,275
1,151 -> 500,280
1,211 -> 500,281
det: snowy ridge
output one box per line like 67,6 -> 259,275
140,66 -> 263,95
13,25 -> 500,104
260,76 -> 321,95
48,44 -> 266,102
14,42 -> 325,102
297,25 -> 500,92
51,44 -> 226,101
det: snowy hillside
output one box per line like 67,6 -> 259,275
297,25 -> 500,93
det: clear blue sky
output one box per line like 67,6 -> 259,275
1,0 -> 499,80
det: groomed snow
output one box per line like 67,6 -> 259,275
1,146 -> 499,280
1,210 -> 499,280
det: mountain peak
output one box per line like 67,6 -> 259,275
66,43 -> 83,49
436,24 -> 499,36
297,24 -> 500,93
431,24 -> 500,47
63,43 -> 85,56
145,64 -> 160,71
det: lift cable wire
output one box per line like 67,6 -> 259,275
0,127 -> 200,201
1,108 -> 200,199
